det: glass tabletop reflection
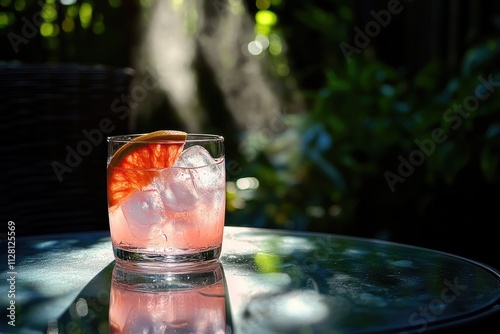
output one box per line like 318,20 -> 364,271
1,226 -> 499,334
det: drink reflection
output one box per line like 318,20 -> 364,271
109,261 -> 227,333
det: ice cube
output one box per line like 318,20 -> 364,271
190,161 -> 225,191
156,168 -> 199,212
123,311 -> 162,334
161,212 -> 199,248
121,189 -> 165,240
174,145 -> 216,168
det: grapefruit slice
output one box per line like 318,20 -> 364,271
107,130 -> 187,207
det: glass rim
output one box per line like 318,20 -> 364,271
107,133 -> 224,144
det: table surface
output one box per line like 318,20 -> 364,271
1,226 -> 499,334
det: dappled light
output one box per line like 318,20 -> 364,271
0,0 -> 499,269
129,0 -> 287,138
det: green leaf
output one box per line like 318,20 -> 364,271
462,42 -> 498,76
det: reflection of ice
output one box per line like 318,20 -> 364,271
123,310 -> 181,333
122,312 -> 155,333
121,189 -> 164,240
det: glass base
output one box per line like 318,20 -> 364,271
113,246 -> 222,270
112,260 -> 224,290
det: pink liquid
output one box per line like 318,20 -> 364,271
108,161 -> 225,257
109,276 -> 226,333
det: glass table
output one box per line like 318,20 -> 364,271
1,226 -> 499,333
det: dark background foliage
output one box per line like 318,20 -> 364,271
1,0 -> 499,269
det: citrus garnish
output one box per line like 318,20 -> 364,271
107,130 -> 187,207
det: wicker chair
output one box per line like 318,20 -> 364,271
0,62 -> 135,236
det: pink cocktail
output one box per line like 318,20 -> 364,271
107,131 -> 225,267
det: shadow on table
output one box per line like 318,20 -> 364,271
0,232 -> 114,334
50,262 -> 113,333
52,261 -> 234,334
